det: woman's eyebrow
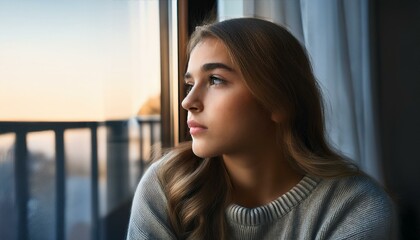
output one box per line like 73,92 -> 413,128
184,62 -> 235,81
202,62 -> 234,72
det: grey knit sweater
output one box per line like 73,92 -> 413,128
127,160 -> 396,239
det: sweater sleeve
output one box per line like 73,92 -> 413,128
126,160 -> 176,240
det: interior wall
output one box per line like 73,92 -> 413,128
373,0 -> 420,239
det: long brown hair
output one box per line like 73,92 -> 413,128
158,18 -> 359,239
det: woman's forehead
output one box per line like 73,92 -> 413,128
188,38 -> 234,69
190,38 -> 243,73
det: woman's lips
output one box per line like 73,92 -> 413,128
187,120 -> 207,135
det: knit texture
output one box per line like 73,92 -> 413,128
127,160 -> 397,239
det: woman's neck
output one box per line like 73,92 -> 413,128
223,150 -> 303,208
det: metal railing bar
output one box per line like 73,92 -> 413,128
55,128 -> 65,240
15,130 -> 28,240
0,122 -> 99,134
138,123 -> 144,178
1,119 -> 161,240
150,123 -> 156,151
90,126 -> 100,240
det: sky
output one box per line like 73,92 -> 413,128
0,0 -> 161,121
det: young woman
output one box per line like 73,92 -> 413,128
127,18 -> 396,239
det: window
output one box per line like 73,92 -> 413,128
0,1 -> 166,239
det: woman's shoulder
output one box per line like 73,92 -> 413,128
127,156 -> 175,239
308,173 -> 397,239
136,156 -> 168,192
313,173 -> 394,213
321,174 -> 392,203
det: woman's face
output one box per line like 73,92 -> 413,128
182,37 -> 277,158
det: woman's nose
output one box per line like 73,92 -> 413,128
181,87 -> 203,112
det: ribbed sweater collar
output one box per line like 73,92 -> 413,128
226,175 -> 320,226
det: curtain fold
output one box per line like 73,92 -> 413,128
218,0 -> 382,181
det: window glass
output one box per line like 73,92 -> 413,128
64,129 -> 92,240
27,131 -> 56,240
0,0 -> 160,121
0,0 -> 162,239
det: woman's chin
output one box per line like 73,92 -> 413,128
191,143 -> 219,158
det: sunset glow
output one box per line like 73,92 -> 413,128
0,0 -> 161,121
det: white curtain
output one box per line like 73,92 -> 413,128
218,0 -> 382,181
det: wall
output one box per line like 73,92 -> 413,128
374,0 -> 420,239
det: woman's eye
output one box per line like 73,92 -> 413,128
209,76 -> 225,85
185,83 -> 193,94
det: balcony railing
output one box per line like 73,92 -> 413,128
0,117 -> 160,240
